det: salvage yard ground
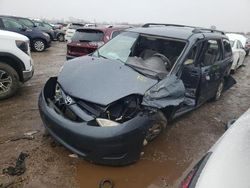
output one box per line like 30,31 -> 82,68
1,42 -> 250,188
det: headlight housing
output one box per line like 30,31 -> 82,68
15,40 -> 29,55
96,118 -> 120,127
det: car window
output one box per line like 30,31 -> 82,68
201,40 -> 222,66
2,18 -> 23,30
223,39 -> 232,59
16,18 -> 35,28
238,41 -> 244,49
71,29 -> 104,42
0,19 -> 4,28
111,30 -> 121,39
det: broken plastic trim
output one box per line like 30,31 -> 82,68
142,75 -> 185,108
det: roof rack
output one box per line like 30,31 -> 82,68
192,28 -> 225,35
142,23 -> 225,35
142,23 -> 195,28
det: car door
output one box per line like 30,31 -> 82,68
237,41 -> 246,66
180,42 -> 202,101
198,39 -> 223,104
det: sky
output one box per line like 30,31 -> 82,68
0,0 -> 249,32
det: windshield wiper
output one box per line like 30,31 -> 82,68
95,49 -> 107,59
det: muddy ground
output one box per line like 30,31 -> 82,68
0,42 -> 250,188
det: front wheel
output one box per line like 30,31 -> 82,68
0,63 -> 20,100
214,80 -> 224,101
32,39 -> 46,52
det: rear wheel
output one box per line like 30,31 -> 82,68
57,34 -> 65,42
32,39 -> 46,52
0,62 -> 19,100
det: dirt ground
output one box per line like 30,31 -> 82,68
0,42 -> 250,188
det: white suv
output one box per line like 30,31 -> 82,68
0,30 -> 34,99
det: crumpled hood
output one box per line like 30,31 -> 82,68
58,56 -> 158,106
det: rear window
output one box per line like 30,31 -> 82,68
71,29 -> 104,42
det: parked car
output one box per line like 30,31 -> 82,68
179,108 -> 250,188
38,23 -> 235,166
67,27 -> 125,59
226,35 -> 246,73
64,23 -> 85,42
0,30 -> 33,99
0,16 -> 51,52
32,20 -> 56,40
227,33 -> 249,56
33,20 -> 65,42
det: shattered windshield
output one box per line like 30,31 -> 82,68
94,32 -> 186,79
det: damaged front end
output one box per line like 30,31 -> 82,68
38,77 -> 167,166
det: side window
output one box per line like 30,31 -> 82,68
201,40 -> 222,66
223,39 -> 232,58
0,19 -> 4,29
238,41 -> 244,49
2,18 -> 23,30
111,30 -> 121,39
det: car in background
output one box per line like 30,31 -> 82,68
0,30 -> 33,99
226,35 -> 246,73
39,23 -> 235,166
0,16 -> 51,52
179,108 -> 250,188
67,27 -> 125,60
227,33 -> 249,56
64,23 -> 85,42
33,19 -> 56,40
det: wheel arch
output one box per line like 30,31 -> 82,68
0,52 -> 24,82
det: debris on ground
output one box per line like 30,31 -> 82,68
2,152 -> 29,176
69,154 -> 78,158
0,130 -> 39,144
99,178 -> 114,188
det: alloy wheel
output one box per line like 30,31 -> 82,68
0,70 -> 12,94
34,40 -> 45,51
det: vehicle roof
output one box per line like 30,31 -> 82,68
0,15 -> 31,20
76,27 -> 126,33
195,108 -> 250,188
127,25 -> 226,40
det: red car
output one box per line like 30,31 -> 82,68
66,27 -> 126,60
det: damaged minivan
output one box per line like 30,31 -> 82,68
38,23 -> 235,166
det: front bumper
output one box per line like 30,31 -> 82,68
66,54 -> 76,60
38,77 -> 152,166
22,62 -> 34,82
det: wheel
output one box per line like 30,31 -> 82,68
214,79 -> 224,101
143,114 -> 167,146
0,62 -> 20,100
32,39 -> 46,52
57,34 -> 65,42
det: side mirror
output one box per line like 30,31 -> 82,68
21,26 -> 27,31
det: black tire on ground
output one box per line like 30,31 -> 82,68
246,50 -> 249,56
0,62 -> 20,100
213,79 -> 224,101
32,39 -> 46,52
57,34 -> 65,42
144,113 -> 167,145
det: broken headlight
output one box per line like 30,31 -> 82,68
96,118 -> 120,127
54,83 -> 63,103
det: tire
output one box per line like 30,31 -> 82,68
143,113 -> 167,146
57,34 -> 65,42
213,79 -> 224,101
32,39 -> 46,52
0,62 -> 20,100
